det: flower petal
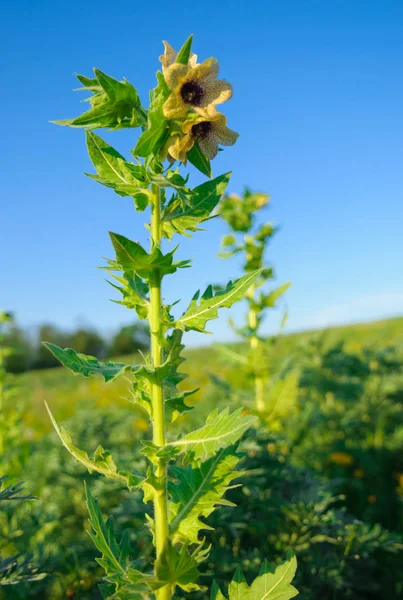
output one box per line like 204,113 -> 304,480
202,79 -> 233,106
159,41 -> 177,71
199,135 -> 219,160
189,52 -> 198,67
164,63 -> 190,91
193,57 -> 219,82
215,122 -> 239,146
168,134 -> 194,162
163,94 -> 188,119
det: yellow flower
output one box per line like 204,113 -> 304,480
163,58 -> 233,119
134,418 -> 149,432
168,111 -> 239,162
159,40 -> 198,73
367,495 -> 377,504
353,469 -> 365,479
394,472 -> 403,487
329,451 -> 354,466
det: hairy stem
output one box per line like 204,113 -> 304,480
150,184 -> 171,600
247,286 -> 265,412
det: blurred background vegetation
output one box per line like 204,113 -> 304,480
1,315 -> 402,598
2,320 -> 149,373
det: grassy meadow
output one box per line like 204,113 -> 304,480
2,315 -> 403,599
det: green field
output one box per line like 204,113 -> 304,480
2,315 -> 403,599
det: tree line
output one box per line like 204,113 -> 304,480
2,320 -> 150,373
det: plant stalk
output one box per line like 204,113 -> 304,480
247,286 -> 265,412
150,184 -> 171,600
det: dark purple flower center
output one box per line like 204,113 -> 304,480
191,121 -> 213,140
180,80 -> 204,106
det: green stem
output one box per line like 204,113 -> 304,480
150,184 -> 171,600
247,286 -> 265,412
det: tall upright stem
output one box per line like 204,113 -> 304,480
247,286 -> 265,412
150,184 -> 171,600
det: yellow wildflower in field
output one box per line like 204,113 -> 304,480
163,58 -> 233,119
168,111 -> 238,162
134,417 -> 149,432
353,469 -> 365,479
329,451 -> 354,466
395,472 -> 403,486
367,495 -> 377,504
159,40 -> 198,73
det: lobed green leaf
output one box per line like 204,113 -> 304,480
161,173 -> 231,239
109,233 -> 191,280
46,404 -> 142,490
169,447 -> 241,544
43,343 -> 131,382
85,485 -> 155,597
168,407 -> 256,462
154,543 -> 200,593
86,132 -> 150,211
175,270 -> 262,333
213,555 -> 298,600
53,69 -> 144,131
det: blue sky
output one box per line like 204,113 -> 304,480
1,0 -> 403,345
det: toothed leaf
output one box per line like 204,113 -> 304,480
43,343 -> 130,382
175,270 -> 262,333
53,69 -> 144,131
169,448 -> 240,544
154,543 -> 200,593
169,408 -> 256,462
85,485 -> 155,597
109,233 -> 191,280
161,173 -> 231,239
46,405 -> 142,491
86,132 -> 150,210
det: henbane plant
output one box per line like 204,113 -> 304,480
46,36 -> 298,599
219,191 -> 291,412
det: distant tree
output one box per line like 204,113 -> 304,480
3,322 -> 33,374
67,327 -> 106,358
109,322 -> 149,357
33,324 -> 69,369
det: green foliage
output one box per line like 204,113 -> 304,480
218,188 -> 291,412
108,233 -> 191,279
134,72 -> 170,158
46,405 -> 142,491
168,448 -> 240,544
176,35 -> 194,66
187,142 -> 212,178
52,69 -> 145,131
217,555 -> 298,600
161,173 -> 231,240
85,484 -> 155,598
170,408 -> 256,462
175,271 -> 262,333
85,132 -> 151,211
2,319 -> 403,598
43,343 -> 131,382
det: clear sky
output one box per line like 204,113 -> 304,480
1,0 -> 403,345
